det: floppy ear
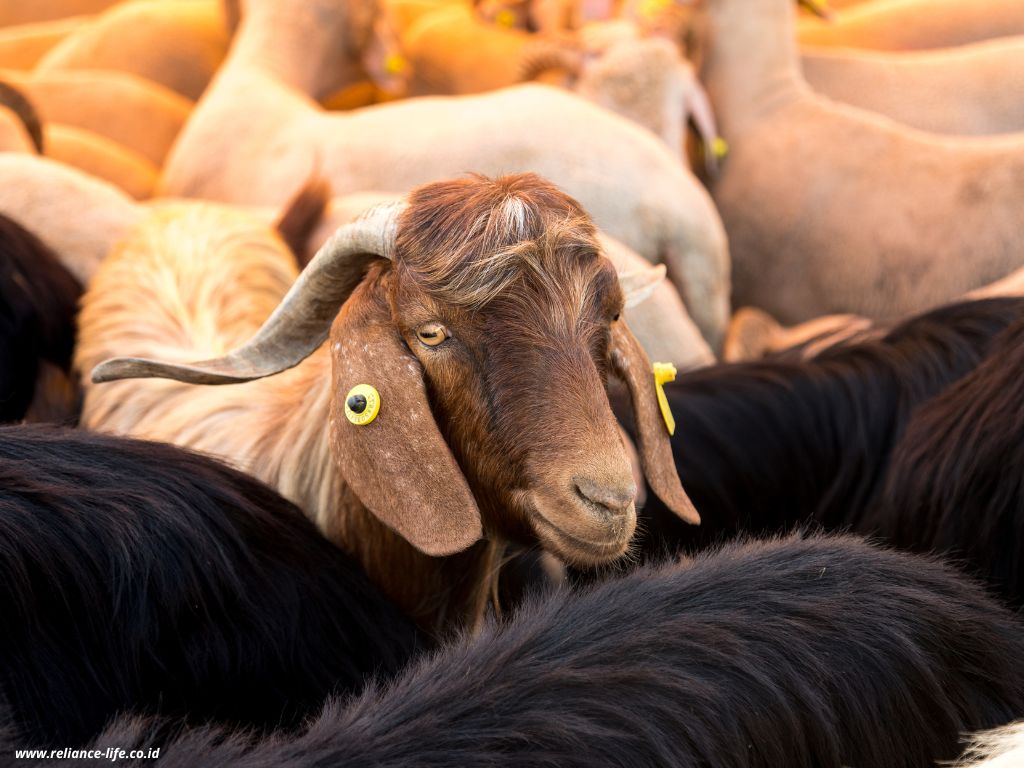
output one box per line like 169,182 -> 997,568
329,278 -> 483,556
610,320 -> 700,524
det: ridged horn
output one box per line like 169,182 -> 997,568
519,41 -> 585,82
91,201 -> 408,385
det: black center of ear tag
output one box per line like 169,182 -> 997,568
344,384 -> 381,425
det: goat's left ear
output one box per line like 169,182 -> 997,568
619,263 -> 666,309
329,279 -> 483,556
610,320 -> 700,525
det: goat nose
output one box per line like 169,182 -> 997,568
574,476 -> 636,517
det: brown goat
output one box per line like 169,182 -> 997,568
83,173 -> 696,634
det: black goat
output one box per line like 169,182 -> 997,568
611,298 -> 1024,563
0,214 -> 81,423
864,314 -> 1024,606
23,535 -> 1024,768
0,426 -> 424,747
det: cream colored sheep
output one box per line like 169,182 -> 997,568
1,68 -> 192,165
695,0 -> 1024,325
798,0 -> 1024,50
0,0 -> 117,26
522,27 -> 721,166
159,0 -> 730,347
802,38 -> 1024,136
45,123 -> 158,199
397,8 -> 720,164
0,15 -> 87,69
36,0 -> 230,100
0,154 -> 141,283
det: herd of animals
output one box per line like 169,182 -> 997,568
2,0 -> 1024,765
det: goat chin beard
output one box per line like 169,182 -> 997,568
524,491 -> 637,567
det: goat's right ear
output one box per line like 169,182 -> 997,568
328,279 -> 483,556
610,319 -> 700,525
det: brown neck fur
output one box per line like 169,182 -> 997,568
251,345 -> 499,635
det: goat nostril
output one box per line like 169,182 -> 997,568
574,477 -> 636,516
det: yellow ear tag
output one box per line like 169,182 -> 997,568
495,8 -> 516,27
711,137 -> 730,160
384,53 -> 408,76
652,362 -> 677,436
638,0 -> 671,18
344,384 -> 381,426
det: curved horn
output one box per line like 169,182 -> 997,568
519,41 -> 585,82
91,201 -> 408,385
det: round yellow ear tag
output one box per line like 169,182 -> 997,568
344,384 -> 381,426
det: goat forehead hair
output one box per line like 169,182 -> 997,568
393,173 -> 606,309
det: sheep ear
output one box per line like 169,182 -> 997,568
619,263 -> 666,309
610,320 -> 700,525
329,279 -> 483,556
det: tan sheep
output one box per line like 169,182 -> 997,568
1,68 -> 192,166
0,15 -> 88,69
694,0 -> 1024,325
798,0 -> 1024,50
802,38 -> 1024,136
159,0 -> 730,348
36,0 -> 231,100
44,123 -> 158,200
0,154 -> 142,284
0,0 -> 117,27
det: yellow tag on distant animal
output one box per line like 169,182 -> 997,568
495,8 -> 516,27
652,362 -> 677,436
711,137 -> 730,160
638,0 -> 671,18
384,53 -> 408,75
345,384 -> 381,426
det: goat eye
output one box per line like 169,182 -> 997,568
416,323 -> 450,347
612,312 -> 621,322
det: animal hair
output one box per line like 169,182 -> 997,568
610,298 -> 1024,562
47,535 -> 1024,768
0,425 -> 424,747
78,175 -> 640,634
866,313 -> 1024,606
0,212 -> 81,423
951,721 -> 1024,768
395,173 -> 601,309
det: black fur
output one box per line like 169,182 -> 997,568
0,214 -> 81,423
614,298 -> 1024,562
32,535 -> 1024,768
865,314 -> 1024,606
0,425 -> 424,747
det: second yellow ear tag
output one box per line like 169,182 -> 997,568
652,362 -> 677,436
495,8 -> 516,27
384,53 -> 408,76
344,384 -> 381,426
